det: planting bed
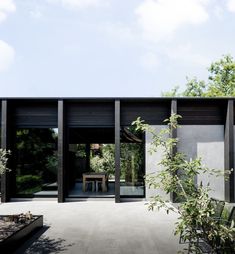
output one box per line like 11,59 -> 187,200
0,214 -> 43,252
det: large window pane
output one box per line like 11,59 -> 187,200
14,128 -> 58,197
120,128 -> 145,197
67,142 -> 115,197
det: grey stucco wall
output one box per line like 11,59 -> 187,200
145,125 -> 170,200
178,125 -> 224,200
145,125 -> 225,201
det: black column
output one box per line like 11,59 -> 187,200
58,100 -> 66,203
1,100 -> 10,202
224,99 -> 234,203
85,144 -> 90,171
170,99 -> 177,202
115,100 -> 120,203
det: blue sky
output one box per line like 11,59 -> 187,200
0,0 -> 235,97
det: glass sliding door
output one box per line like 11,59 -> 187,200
67,142 -> 87,196
14,128 -> 58,197
120,127 -> 145,197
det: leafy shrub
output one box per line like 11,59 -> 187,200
16,174 -> 42,192
0,149 -> 11,175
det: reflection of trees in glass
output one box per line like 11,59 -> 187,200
90,143 -> 144,183
90,144 -> 115,176
75,144 -> 86,158
45,152 -> 58,179
15,128 -> 58,194
120,143 -> 144,184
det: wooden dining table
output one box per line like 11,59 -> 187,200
82,172 -> 108,192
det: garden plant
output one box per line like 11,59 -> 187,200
133,114 -> 235,253
0,148 -> 11,175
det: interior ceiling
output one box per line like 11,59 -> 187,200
69,128 -> 142,144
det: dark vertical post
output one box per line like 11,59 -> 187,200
115,100 -> 121,203
58,100 -> 66,203
224,99 -> 234,202
1,100 -> 10,202
85,144 -> 90,171
170,99 -> 177,202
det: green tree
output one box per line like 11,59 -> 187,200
182,77 -> 206,97
90,142 -> 143,181
16,128 -> 58,185
162,85 -> 180,97
162,54 -> 235,97
90,144 -> 115,176
206,55 -> 235,96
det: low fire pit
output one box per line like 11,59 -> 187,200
0,212 -> 43,252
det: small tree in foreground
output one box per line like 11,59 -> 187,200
132,114 -> 235,253
0,148 -> 11,175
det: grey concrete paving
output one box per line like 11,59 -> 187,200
0,201 -> 184,254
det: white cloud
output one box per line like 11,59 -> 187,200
47,0 -> 109,10
0,0 -> 16,24
166,43 -> 210,67
0,40 -> 15,72
30,9 -> 43,19
141,52 -> 159,71
227,0 -> 235,12
135,0 -> 210,42
213,5 -> 224,19
103,23 -> 136,43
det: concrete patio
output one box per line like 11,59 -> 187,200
0,201 -> 184,254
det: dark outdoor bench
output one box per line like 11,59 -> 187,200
196,206 -> 235,254
179,198 -> 235,253
196,241 -> 212,253
179,198 -> 225,245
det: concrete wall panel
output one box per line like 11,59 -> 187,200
146,125 -> 225,201
145,125 -> 170,200
178,125 -> 224,200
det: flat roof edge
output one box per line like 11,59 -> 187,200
0,97 -> 234,100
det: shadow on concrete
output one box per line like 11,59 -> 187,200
120,198 -> 146,203
14,226 -> 74,254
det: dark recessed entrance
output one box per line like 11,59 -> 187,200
66,127 -> 145,199
67,127 -> 115,198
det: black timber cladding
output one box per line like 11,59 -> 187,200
177,100 -> 227,125
69,128 -> 114,144
67,101 -> 114,127
121,100 -> 171,126
0,98 -> 231,127
12,101 -> 57,128
225,100 -> 235,202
